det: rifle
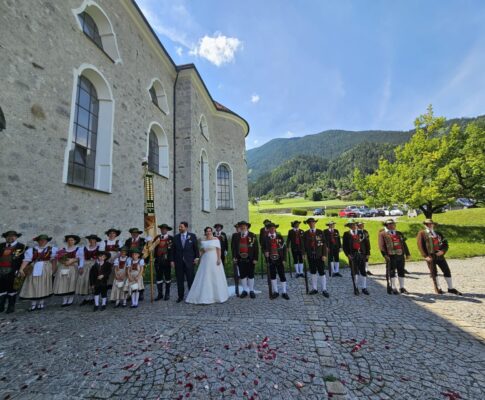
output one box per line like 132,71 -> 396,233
233,259 -> 240,297
265,256 -> 273,299
385,257 -> 392,294
348,254 -> 358,294
302,256 -> 309,294
287,246 -> 293,278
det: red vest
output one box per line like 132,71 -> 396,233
33,247 -> 52,261
105,240 -> 120,252
351,233 -> 361,251
239,236 -> 249,256
0,246 -> 14,268
156,237 -> 169,258
432,236 -> 440,252
84,246 -> 98,260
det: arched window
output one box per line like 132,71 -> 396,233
216,163 -> 233,209
146,122 -> 169,178
199,115 -> 209,140
201,150 -> 210,211
148,79 -> 169,114
64,64 -> 114,192
73,1 -> 122,63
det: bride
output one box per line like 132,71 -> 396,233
185,227 -> 229,304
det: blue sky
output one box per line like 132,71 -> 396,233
137,0 -> 485,149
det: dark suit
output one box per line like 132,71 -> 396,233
173,232 -> 200,300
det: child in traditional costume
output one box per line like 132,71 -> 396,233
126,248 -> 144,308
89,251 -> 112,311
111,247 -> 129,307
19,235 -> 57,311
77,234 -> 101,306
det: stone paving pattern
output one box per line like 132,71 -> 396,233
1,257 -> 484,399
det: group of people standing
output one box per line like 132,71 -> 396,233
0,216 -> 462,314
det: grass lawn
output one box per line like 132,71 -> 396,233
249,197 -> 364,212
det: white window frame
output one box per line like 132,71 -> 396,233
146,122 -> 169,178
147,78 -> 169,115
200,149 -> 210,212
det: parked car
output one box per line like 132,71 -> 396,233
456,198 -> 476,208
338,207 -> 358,218
368,207 -> 385,217
358,206 -> 373,217
313,208 -> 324,216
384,206 -> 404,216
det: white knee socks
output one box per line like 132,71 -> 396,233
281,281 -> 287,293
398,277 -> 405,289
241,277 -> 249,292
311,274 -> 318,290
294,264 -> 299,274
101,297 -> 107,306
359,275 -> 367,289
271,279 -> 278,293
94,295 -> 100,306
248,278 -> 255,291
445,277 -> 453,289
391,277 -> 398,290
319,275 -> 327,291
334,262 -> 340,273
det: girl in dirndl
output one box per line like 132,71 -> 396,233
53,235 -> 84,307
102,228 -> 122,287
111,247 -> 129,307
77,234 -> 101,306
19,234 -> 57,311
126,248 -> 144,308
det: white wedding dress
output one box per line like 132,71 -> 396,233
185,239 -> 229,304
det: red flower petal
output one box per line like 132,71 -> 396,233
253,379 -> 259,385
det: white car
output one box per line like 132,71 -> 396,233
385,207 -> 404,216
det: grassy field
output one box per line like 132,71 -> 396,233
249,197 -> 364,212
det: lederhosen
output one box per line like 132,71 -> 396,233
288,229 -> 304,264
0,243 -> 25,294
324,229 -> 341,263
266,235 -> 286,282
154,235 -> 173,283
348,232 -> 366,277
306,231 -> 325,276
383,231 -> 406,278
237,235 -> 254,279
422,231 -> 451,278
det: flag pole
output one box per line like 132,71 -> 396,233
142,159 -> 157,303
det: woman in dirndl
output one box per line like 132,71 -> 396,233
111,246 -> 129,307
77,234 -> 101,306
53,235 -> 84,307
19,234 -> 57,311
126,248 -> 144,308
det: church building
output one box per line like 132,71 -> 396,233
0,0 -> 249,243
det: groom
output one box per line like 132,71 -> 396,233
171,221 -> 200,303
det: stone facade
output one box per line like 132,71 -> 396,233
0,0 -> 249,245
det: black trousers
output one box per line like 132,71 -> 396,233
349,252 -> 366,276
389,255 -> 405,278
269,259 -> 286,282
93,284 -> 108,297
328,246 -> 340,263
238,259 -> 255,279
175,261 -> 194,299
0,271 -> 15,294
155,259 -> 171,283
308,255 -> 325,276
290,249 -> 303,264
427,256 -> 451,278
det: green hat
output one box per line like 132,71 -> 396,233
2,230 -> 22,239
304,217 -> 317,224
238,221 -> 251,229
291,220 -> 301,227
64,234 -> 81,244
85,234 -> 102,242
214,223 -> 223,229
345,219 -> 357,227
267,222 -> 279,229
105,228 -> 121,236
158,224 -> 172,231
325,221 -> 336,226
383,219 -> 396,226
423,219 -> 436,225
33,234 -> 52,242
128,228 -> 143,234
263,219 -> 272,226
129,247 -> 142,255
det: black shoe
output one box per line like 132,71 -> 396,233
404,269 -> 411,274
139,291 -> 144,301
114,303 -> 121,308
61,303 -> 69,307
100,305 -> 106,311
400,288 -> 409,294
176,298 -> 183,303
270,292 -> 279,300
322,290 -> 330,298
155,283 -> 163,301
5,296 -> 16,314
249,291 -> 256,299
387,286 -> 392,295
79,299 -> 89,306
309,289 -> 318,295
392,289 -> 399,295
334,273 -> 342,277
366,270 -> 374,276
354,288 -> 360,296
93,306 -> 99,312
282,293 -> 290,300
240,291 -> 248,298
0,296 -> 6,313
122,303 -> 127,308
164,284 -> 171,301
448,288 -> 462,296
362,288 -> 370,295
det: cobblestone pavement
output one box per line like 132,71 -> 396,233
1,257 -> 484,399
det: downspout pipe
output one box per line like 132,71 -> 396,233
173,71 -> 179,230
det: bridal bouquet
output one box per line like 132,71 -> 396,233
56,249 -> 69,263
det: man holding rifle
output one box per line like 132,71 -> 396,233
342,219 -> 369,296
263,223 -> 289,300
417,219 -> 462,295
232,221 -> 259,299
302,218 -> 329,298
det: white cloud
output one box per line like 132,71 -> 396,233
285,131 -> 295,138
253,139 -> 259,145
251,94 -> 260,103
175,46 -> 184,56
189,33 -> 242,66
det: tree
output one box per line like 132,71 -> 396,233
355,106 -> 457,218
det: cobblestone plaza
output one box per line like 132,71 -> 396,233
1,257 -> 484,399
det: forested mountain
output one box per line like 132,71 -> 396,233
247,115 -> 484,182
248,142 -> 396,197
